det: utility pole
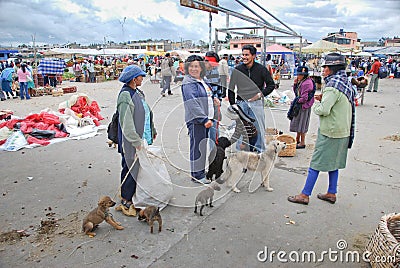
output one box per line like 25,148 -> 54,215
32,33 -> 38,88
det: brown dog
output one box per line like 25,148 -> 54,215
82,196 -> 124,237
138,206 -> 162,233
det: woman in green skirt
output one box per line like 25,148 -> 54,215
288,53 -> 355,205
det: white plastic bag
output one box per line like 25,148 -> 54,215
2,130 -> 28,151
133,145 -> 173,210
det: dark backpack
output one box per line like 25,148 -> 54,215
107,88 -> 136,144
107,112 -> 119,144
378,66 -> 388,79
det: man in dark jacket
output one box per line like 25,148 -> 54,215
228,45 -> 275,152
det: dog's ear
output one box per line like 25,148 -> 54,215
98,197 -> 107,207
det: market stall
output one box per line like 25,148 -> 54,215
36,58 -> 66,87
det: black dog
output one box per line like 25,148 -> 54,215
206,137 -> 231,182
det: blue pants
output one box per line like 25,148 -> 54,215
237,99 -> 265,152
301,168 -> 339,196
162,76 -> 172,94
120,155 -> 140,202
188,123 -> 209,180
19,82 -> 30,100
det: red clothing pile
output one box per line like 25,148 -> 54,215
0,112 -> 69,146
59,96 -> 104,126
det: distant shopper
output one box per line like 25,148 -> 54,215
87,60 -> 95,83
288,53 -> 355,205
204,51 -> 222,145
0,67 -> 17,99
160,53 -> 174,96
73,61 -> 82,82
17,63 -> 31,100
366,58 -> 381,92
218,54 -> 230,97
288,66 -> 315,149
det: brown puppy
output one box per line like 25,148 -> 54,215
82,196 -> 124,237
138,206 -> 162,233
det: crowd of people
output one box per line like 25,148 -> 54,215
114,46 -> 363,212
1,47 -> 396,209
0,59 -> 35,101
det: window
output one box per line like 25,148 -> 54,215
233,44 -> 238,48
256,44 -> 261,48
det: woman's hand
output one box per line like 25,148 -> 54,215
204,120 -> 213,128
314,93 -> 322,102
213,97 -> 220,106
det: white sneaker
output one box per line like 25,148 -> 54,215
192,177 -> 211,184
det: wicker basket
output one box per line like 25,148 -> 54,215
365,213 -> 400,268
276,134 -> 296,157
62,86 -> 77,94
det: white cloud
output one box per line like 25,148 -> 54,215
0,0 -> 399,47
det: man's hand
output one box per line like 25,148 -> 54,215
204,120 -> 213,128
248,92 -> 262,102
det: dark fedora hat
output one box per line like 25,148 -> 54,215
296,66 -> 309,75
322,53 -> 346,67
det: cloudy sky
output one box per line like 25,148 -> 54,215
0,0 -> 399,47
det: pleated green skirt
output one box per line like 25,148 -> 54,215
310,130 -> 349,172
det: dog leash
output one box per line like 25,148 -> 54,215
145,149 -> 213,187
112,155 -> 138,201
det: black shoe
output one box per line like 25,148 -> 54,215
168,92 -> 173,95
366,90 -> 371,92
373,90 -> 377,92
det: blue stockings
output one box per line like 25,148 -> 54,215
301,168 -> 339,196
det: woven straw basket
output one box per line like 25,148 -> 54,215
276,134 -> 296,157
365,213 -> 400,268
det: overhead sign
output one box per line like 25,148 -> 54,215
180,0 -> 218,14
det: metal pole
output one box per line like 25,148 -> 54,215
263,27 -> 267,67
248,0 -> 299,36
215,29 -> 219,53
32,33 -> 38,88
209,12 -> 212,51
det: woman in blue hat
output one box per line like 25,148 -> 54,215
288,66 -> 316,149
117,65 -> 157,213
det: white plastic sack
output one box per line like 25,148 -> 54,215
1,130 -> 28,151
133,146 -> 173,210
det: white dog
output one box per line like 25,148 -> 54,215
224,140 -> 286,193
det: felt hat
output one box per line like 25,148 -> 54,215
296,66 -> 309,75
118,65 -> 146,83
322,53 -> 346,67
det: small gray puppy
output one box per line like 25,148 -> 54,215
194,181 -> 221,216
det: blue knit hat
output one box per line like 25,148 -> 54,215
118,65 -> 146,83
